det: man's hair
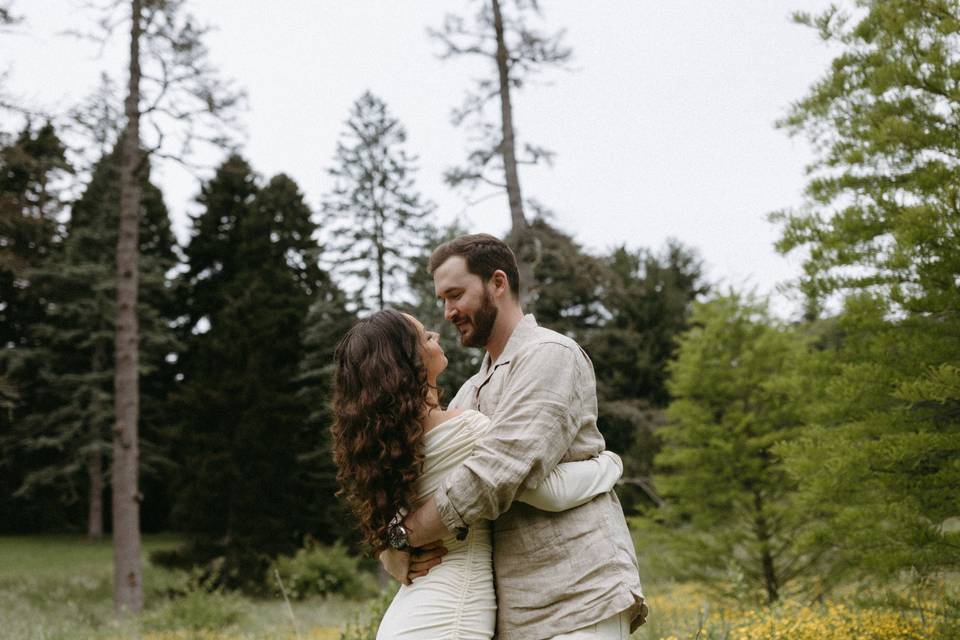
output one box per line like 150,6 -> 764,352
428,233 -> 520,299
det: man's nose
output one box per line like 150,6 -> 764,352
444,302 -> 457,322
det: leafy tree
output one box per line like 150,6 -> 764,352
585,240 -> 707,512
770,0 -> 960,581
430,0 -> 572,304
322,91 -> 435,312
651,294 -> 815,603
173,159 -> 334,589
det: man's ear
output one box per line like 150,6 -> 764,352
490,270 -> 510,298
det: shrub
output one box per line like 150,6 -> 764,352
270,541 -> 377,600
144,586 -> 247,632
339,589 -> 395,640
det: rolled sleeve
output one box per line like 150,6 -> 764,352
438,342 -> 587,525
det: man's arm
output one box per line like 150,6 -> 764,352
408,342 -> 590,543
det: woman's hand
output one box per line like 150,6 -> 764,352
379,548 -> 412,585
379,541 -> 448,585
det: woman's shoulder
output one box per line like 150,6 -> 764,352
423,409 -> 487,439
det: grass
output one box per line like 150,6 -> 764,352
2,535 -> 956,640
0,535 -> 369,640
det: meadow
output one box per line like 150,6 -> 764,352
2,536 -> 955,640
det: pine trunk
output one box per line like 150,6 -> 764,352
112,0 -> 144,614
491,0 -> 534,305
87,448 -> 104,540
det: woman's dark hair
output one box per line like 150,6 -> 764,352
330,309 -> 435,552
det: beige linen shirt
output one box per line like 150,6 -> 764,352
435,315 -> 647,640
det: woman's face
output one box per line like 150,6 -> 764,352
403,313 -> 448,384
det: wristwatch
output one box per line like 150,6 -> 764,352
387,521 -> 412,551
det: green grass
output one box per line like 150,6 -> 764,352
0,535 -> 370,640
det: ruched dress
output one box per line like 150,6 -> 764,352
376,410 -> 622,640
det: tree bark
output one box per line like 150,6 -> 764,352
753,489 -> 779,604
112,0 -> 144,614
87,447 -> 104,541
491,0 -> 534,305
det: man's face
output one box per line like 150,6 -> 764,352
433,256 -> 499,348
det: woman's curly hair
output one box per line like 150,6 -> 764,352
330,309 -> 436,552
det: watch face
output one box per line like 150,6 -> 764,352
388,524 -> 408,549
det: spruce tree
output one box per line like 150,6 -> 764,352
174,160 -> 332,588
0,122 -> 71,532
322,91 -> 434,312
11,142 -> 177,540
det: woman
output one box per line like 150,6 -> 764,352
331,309 -> 622,640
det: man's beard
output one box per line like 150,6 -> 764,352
460,289 -> 498,348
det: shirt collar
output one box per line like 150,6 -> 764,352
481,313 -> 538,374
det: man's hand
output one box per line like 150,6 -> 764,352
409,540 -> 447,581
379,541 -> 448,585
405,497 -> 451,547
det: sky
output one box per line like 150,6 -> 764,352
1,0 -> 840,317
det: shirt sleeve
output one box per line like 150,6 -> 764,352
516,450 -> 622,512
434,342 -> 591,530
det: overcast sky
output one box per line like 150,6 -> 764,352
2,1 -> 839,317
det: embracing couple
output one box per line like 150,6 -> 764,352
331,234 -> 648,640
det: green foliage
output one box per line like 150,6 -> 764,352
651,293 -> 816,603
270,541 -> 377,601
339,589 -> 396,640
322,91 -> 435,312
173,155 -> 346,589
145,586 -> 247,632
770,0 -> 960,582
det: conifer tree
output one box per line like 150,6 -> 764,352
770,0 -> 960,581
0,122 -> 71,532
322,91 -> 434,312
174,159 -> 332,588
652,294 -> 815,603
11,143 -> 176,540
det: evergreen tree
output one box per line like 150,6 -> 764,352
173,159 -> 332,589
771,0 -> 960,580
651,293 -> 815,603
9,142 -> 176,539
322,91 -> 435,312
0,122 -> 71,533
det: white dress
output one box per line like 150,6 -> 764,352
376,410 -> 622,640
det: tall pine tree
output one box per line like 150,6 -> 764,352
322,91 -> 434,312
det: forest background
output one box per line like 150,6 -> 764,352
0,1 -> 957,639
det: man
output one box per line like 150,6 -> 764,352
384,234 -> 647,639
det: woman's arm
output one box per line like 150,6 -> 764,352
516,450 -> 623,512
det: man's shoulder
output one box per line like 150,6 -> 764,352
515,323 -> 587,363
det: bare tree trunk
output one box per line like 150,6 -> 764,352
112,0 -> 143,614
88,341 -> 107,541
491,0 -> 534,305
87,447 -> 104,540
